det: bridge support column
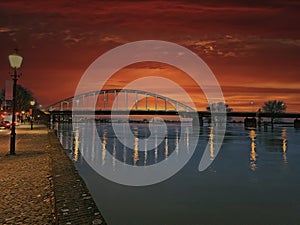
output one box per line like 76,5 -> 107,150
244,117 -> 257,129
114,90 -> 118,110
188,115 -> 203,127
135,92 -> 138,110
194,116 -> 203,126
125,91 -> 128,110
294,119 -> 300,128
257,115 -> 262,127
104,92 -> 108,110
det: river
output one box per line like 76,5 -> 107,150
56,121 -> 300,225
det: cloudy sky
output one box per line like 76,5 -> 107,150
0,0 -> 299,111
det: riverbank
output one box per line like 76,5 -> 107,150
0,124 -> 106,224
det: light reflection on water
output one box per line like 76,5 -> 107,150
249,129 -> 257,171
101,130 -> 107,166
209,126 -> 215,160
73,128 -> 79,162
282,129 -> 288,164
57,122 -> 300,225
64,122 -> 190,167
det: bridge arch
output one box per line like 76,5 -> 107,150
46,89 -> 196,113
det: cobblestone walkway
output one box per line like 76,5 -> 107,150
0,125 -> 106,224
0,126 -> 55,224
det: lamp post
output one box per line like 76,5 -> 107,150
21,110 -> 25,124
8,50 -> 23,155
30,100 -> 35,130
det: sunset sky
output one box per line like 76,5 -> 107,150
0,0 -> 299,111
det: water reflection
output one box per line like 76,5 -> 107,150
165,137 -> 169,160
154,135 -> 158,164
249,129 -> 258,171
72,128 -> 79,162
281,129 -> 288,164
101,131 -> 107,165
55,122 -> 300,225
186,127 -> 190,152
133,130 -> 139,165
175,128 -> 179,155
91,123 -> 96,162
262,128 -> 288,153
247,128 -> 289,170
57,122 -> 292,172
79,123 -> 190,167
113,137 -> 117,170
144,139 -> 148,166
208,126 -> 215,160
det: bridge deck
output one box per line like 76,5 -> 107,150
48,110 -> 300,118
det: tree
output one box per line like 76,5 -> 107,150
262,100 -> 286,125
0,84 -> 38,112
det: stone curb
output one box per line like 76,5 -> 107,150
47,131 -> 107,225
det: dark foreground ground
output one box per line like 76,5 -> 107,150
0,124 -> 106,225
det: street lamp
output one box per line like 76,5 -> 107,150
30,100 -> 35,130
8,50 -> 23,155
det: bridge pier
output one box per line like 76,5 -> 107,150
244,117 -> 257,129
257,114 -> 262,127
188,117 -> 203,126
294,119 -> 300,128
54,114 -> 60,122
196,116 -> 203,126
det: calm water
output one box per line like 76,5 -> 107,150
57,122 -> 300,225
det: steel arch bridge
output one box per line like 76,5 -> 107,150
46,89 -> 196,114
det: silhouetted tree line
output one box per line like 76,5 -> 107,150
206,100 -> 286,114
0,84 -> 38,112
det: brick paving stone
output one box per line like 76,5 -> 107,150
0,125 -> 55,224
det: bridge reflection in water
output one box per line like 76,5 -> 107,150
59,121 -> 193,168
57,122 -> 292,174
